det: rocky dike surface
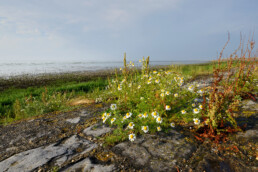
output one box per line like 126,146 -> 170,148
0,78 -> 257,172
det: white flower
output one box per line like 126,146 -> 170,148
188,85 -> 194,91
161,89 -> 165,92
156,116 -> 163,123
192,103 -> 196,107
129,133 -> 136,142
103,117 -> 107,123
126,112 -> 132,118
193,118 -> 200,125
140,97 -> 144,100
128,122 -> 135,129
147,80 -> 152,84
174,93 -> 178,97
106,113 -> 111,118
138,85 -> 141,89
142,126 -> 149,133
153,70 -> 157,74
181,110 -> 186,114
102,112 -> 107,119
151,111 -> 159,118
110,104 -> 117,110
138,113 -> 143,118
199,104 -> 203,109
118,85 -> 122,91
170,122 -> 175,128
155,79 -> 160,84
193,108 -> 199,114
166,105 -> 171,111
160,93 -> 165,97
166,91 -> 171,95
157,126 -> 162,131
143,112 -> 148,118
111,118 -> 116,124
198,89 -> 204,95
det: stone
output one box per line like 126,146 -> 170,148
83,123 -> 111,137
66,117 -> 80,124
112,131 -> 196,170
63,158 -> 115,172
113,142 -> 151,167
0,135 -> 97,172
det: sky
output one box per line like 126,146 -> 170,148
0,0 -> 257,62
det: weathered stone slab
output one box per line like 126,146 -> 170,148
66,117 -> 80,124
0,135 -> 97,172
112,130 -> 196,171
83,123 -> 111,137
63,158 -> 115,172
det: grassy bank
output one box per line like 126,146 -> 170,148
0,73 -> 108,125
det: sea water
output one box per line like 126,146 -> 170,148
0,60 -> 209,78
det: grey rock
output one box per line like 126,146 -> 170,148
112,131 -> 196,170
63,158 -> 115,172
0,135 -> 97,172
113,142 -> 151,167
66,117 -> 80,124
83,123 -> 111,137
242,100 -> 258,111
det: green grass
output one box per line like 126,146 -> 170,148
0,77 -> 108,124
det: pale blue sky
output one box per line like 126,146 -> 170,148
0,0 -> 257,62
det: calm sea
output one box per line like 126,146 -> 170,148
0,60 -> 209,78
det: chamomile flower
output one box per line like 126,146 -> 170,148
110,104 -> 117,110
188,85 -> 194,91
147,80 -> 152,84
106,113 -> 111,118
199,105 -> 203,109
102,112 -> 107,119
128,122 -> 135,129
151,111 -> 159,118
160,93 -> 165,97
140,97 -> 144,100
126,112 -> 132,118
139,59 -> 142,63
174,93 -> 178,97
193,108 -> 199,114
166,91 -> 171,95
193,118 -> 200,125
118,85 -> 122,91
157,126 -> 162,131
153,70 -> 157,74
181,110 -> 186,114
103,117 -> 107,123
129,133 -> 136,142
143,112 -> 148,118
157,72 -> 161,76
122,116 -> 127,121
192,103 -> 196,107
138,85 -> 141,89
155,79 -> 160,84
198,89 -> 204,95
156,116 -> 163,124
166,105 -> 171,110
111,118 -> 116,124
138,113 -> 143,118
170,122 -> 175,128
142,126 -> 149,133
128,83 -> 132,87
161,89 -> 165,92
149,76 -> 153,80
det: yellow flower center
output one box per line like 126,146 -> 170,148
130,135 -> 134,139
143,126 -> 147,130
129,123 -> 133,127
